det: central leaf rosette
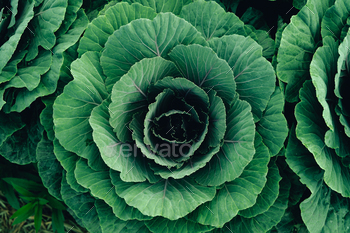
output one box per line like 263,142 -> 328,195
141,85 -> 210,162
108,52 -> 228,173
103,40 -> 241,184
89,39 -> 252,220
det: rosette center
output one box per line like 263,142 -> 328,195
144,88 -> 209,163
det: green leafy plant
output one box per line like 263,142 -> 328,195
0,156 -> 69,233
0,155 -> 92,233
278,0 -> 350,231
4,178 -> 66,233
0,0 -> 88,164
33,1 -> 290,232
0,0 -> 88,231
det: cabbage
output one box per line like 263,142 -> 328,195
37,1 -> 289,232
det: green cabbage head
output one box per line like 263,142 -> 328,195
44,1 -> 289,232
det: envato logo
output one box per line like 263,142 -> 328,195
104,142 -> 194,159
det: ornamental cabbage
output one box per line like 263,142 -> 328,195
37,1 -> 289,232
279,0 -> 350,231
0,0 -> 87,164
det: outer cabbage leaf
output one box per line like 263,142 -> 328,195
310,34 -> 350,160
53,51 -> 107,171
254,30 -> 275,60
0,104 -> 43,165
256,87 -> 288,157
74,158 -> 153,221
7,0 -> 19,28
215,177 -> 290,233
4,51 -> 52,91
78,2 -> 157,56
40,96 -> 55,141
0,0 -> 34,73
53,138 -> 86,193
240,7 -> 269,31
4,8 -> 88,113
189,133 -> 269,228
145,216 -> 214,233
180,0 -> 246,41
238,161 -> 281,218
286,125 -> 350,233
276,0 -> 335,102
295,80 -> 350,197
100,12 -> 207,91
286,126 -> 324,194
321,0 -> 350,41
271,17 -> 287,70
55,0 -> 83,36
60,173 -> 102,233
112,173 -> 216,220
209,35 -> 275,121
310,36 -> 338,134
126,0 -> 192,15
180,0 -> 275,60
0,51 -> 52,112
26,0 -> 68,61
334,31 -> 350,137
0,50 -> 27,85
36,133 -> 63,200
0,112 -> 25,148
168,44 -> 236,105
294,0 -> 307,10
96,200 -> 151,233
